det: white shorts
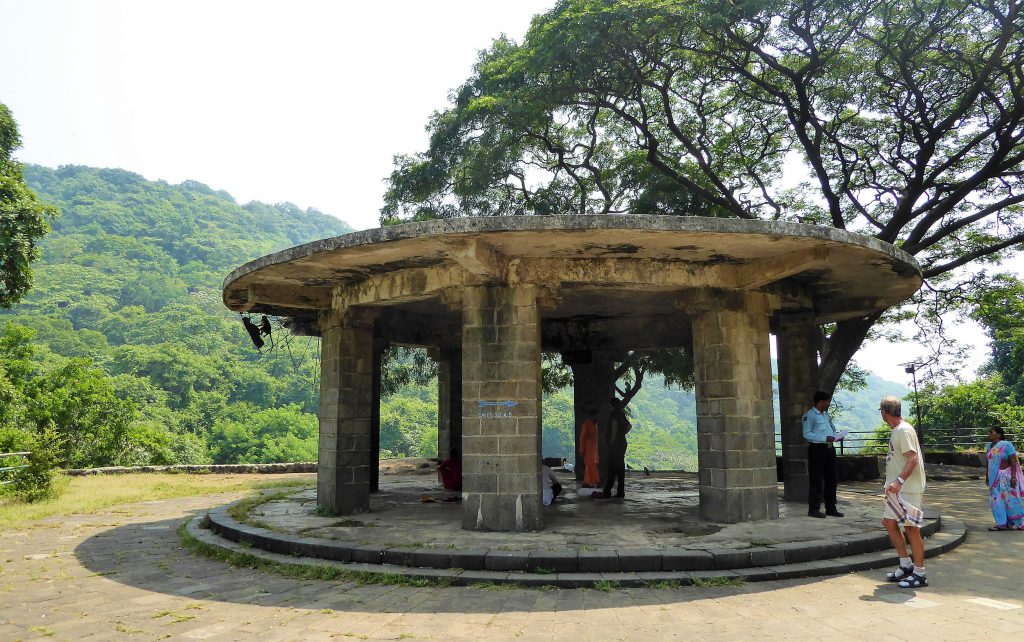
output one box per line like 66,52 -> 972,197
883,492 -> 923,522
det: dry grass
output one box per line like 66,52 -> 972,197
0,472 -> 314,530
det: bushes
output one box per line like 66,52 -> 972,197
0,426 -> 62,503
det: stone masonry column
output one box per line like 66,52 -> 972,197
568,354 -> 615,484
775,310 -> 818,502
461,285 -> 543,531
436,347 -> 463,460
369,337 -> 386,493
316,309 -> 376,515
690,290 -> 779,523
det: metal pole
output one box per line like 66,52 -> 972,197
911,366 -> 924,445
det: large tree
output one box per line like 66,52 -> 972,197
0,103 -> 55,307
971,274 -> 1024,404
382,0 -> 1024,390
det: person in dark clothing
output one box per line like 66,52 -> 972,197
602,398 -> 631,499
803,390 -> 844,518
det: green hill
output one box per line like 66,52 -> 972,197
0,165 -> 352,467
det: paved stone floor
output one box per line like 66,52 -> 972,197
1,475 -> 1021,641
244,470 -> 916,553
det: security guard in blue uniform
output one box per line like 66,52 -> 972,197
803,390 -> 844,518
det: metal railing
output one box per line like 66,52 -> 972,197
776,427 -> 1022,456
0,451 -> 31,486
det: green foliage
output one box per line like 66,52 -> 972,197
383,0 -> 1024,391
380,385 -> 438,458
0,103 -> 56,308
208,404 -> 317,464
0,165 -> 353,470
0,426 -> 63,502
971,275 -> 1024,406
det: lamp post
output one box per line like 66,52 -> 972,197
902,362 -> 925,444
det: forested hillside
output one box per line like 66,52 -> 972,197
0,165 -> 352,467
0,164 -> 908,472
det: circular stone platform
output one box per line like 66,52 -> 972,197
193,472 -> 964,588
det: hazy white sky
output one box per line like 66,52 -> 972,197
0,0 -> 1016,385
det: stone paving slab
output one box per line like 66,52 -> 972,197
1,477 -> 1021,641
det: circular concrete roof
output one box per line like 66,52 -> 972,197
223,216 -> 922,326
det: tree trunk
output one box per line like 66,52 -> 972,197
817,313 -> 882,391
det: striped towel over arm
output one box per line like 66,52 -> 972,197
885,492 -> 924,527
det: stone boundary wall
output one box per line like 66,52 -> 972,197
64,463 -> 317,476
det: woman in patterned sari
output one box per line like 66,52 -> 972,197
986,427 -> 1024,531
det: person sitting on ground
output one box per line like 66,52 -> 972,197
438,448 -> 462,491
542,464 -> 563,506
985,426 -> 1024,530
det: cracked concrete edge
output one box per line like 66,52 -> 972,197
189,512 -> 967,589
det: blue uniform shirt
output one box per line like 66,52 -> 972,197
802,407 -> 835,443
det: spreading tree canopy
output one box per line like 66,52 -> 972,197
0,103 -> 55,307
383,0 -> 1024,390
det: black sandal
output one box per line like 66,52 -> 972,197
885,565 -> 913,582
898,572 -> 928,588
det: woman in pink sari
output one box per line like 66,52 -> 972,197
986,427 -> 1024,531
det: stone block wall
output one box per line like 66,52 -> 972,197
775,310 -> 817,502
691,291 -> 779,522
461,285 -> 543,531
317,311 -> 375,515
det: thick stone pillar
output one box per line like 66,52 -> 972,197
461,285 -> 543,531
316,309 -> 376,515
568,354 -> 615,484
369,337 -> 386,493
436,347 -> 463,460
690,290 -> 779,523
775,310 -> 818,502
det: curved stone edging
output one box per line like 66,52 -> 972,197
202,496 -> 963,583
190,511 -> 966,588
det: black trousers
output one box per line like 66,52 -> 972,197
807,443 -> 838,511
603,444 -> 626,497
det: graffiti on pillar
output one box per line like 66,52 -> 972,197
478,400 -> 518,418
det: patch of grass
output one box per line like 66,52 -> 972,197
153,610 -> 196,623
532,566 -> 555,575
226,490 -> 300,525
591,580 -> 619,592
178,522 -> 453,588
0,473 -> 313,530
643,580 -> 683,589
691,576 -> 746,588
114,622 -> 144,634
30,625 -> 55,637
331,519 -> 376,527
470,581 -> 517,591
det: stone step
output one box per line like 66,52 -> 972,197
189,509 -> 966,588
